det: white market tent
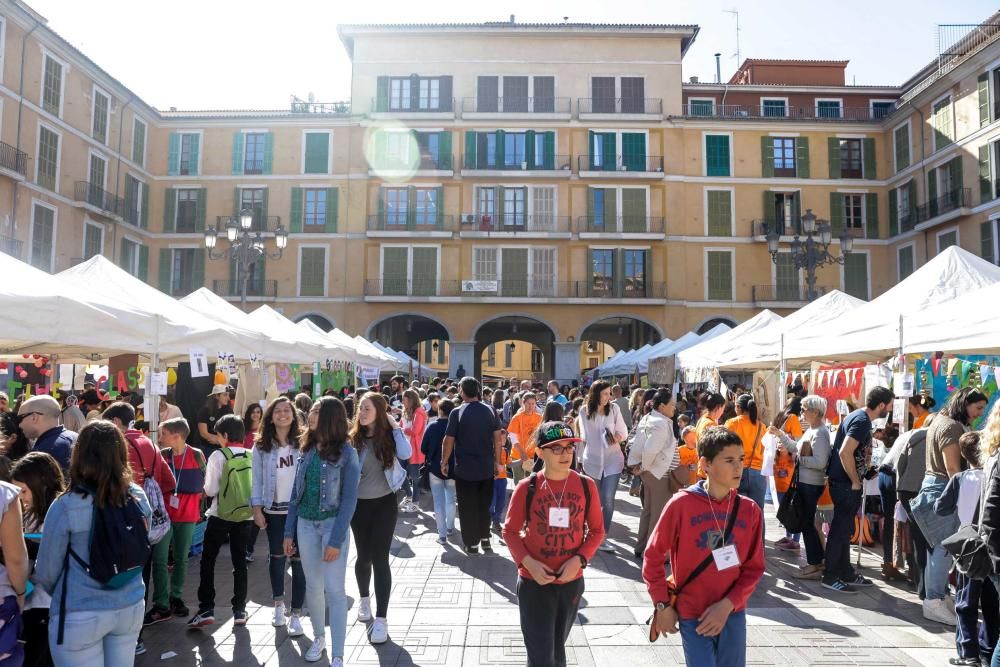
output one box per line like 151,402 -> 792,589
782,246 -> 1000,363
641,324 -> 733,374
352,335 -> 401,370
295,320 -> 393,369
628,335 -> 675,373
601,344 -> 652,377
593,350 -> 626,376
369,341 -> 435,377
714,290 -> 865,370
246,306 -> 356,363
677,310 -> 783,375
905,278 -> 1000,355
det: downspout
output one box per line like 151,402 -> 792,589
111,94 -> 135,260
11,17 -> 43,238
916,106 -> 929,262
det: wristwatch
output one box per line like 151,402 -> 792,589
655,601 -> 670,612
577,554 -> 588,569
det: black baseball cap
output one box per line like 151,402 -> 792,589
536,421 -> 583,449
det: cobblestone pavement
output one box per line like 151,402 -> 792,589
141,481 -> 956,666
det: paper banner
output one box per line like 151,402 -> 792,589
947,358 -> 959,378
931,357 -> 941,375
149,372 -> 168,396
981,365 -> 992,385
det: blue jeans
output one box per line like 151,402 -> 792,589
823,481 -> 861,583
956,573 -> 999,660
429,475 -> 456,538
50,599 -> 144,667
739,468 -> 767,542
679,610 -> 747,667
406,462 -> 422,503
594,473 -> 619,534
297,518 -> 351,657
490,478 -> 508,523
926,543 -> 952,601
264,512 -> 305,610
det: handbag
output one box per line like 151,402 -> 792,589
941,498 -> 991,580
776,463 -> 809,534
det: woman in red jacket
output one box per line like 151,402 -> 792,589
401,389 -> 428,513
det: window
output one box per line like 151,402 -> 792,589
487,344 -> 496,367
937,229 -> 959,252
622,249 -> 646,297
384,188 -> 408,226
843,194 -> 864,230
176,189 -> 199,233
41,54 -> 62,116
933,96 -> 953,151
83,222 -> 103,260
304,189 -> 327,230
533,77 -> 555,113
132,118 -> 146,167
816,100 -> 842,119
92,88 -> 109,144
179,134 -> 197,175
473,247 -> 555,296
772,137 -> 796,177
531,247 -> 555,295
384,132 -> 412,169
120,238 -> 140,276
239,188 -> 266,231
844,252 -> 869,299
775,252 -> 799,301
476,188 -> 495,222
502,76 -> 528,112
501,188 -> 525,227
244,133 -> 266,174
592,249 -> 614,296
768,192 -> 799,233
872,101 -> 894,119
477,76 -> 555,113
414,189 -> 438,226
303,132 -> 330,174
389,78 -> 411,110
30,204 -> 55,272
533,186 -> 555,230
36,126 -> 59,191
381,246 -> 439,297
705,134 -> 730,177
706,250 -> 733,301
124,175 -> 144,227
762,98 -> 787,117
531,348 -> 543,373
419,79 -> 439,110
591,77 -> 616,113
689,99 -> 715,116
620,77 -> 645,113
898,244 -> 914,280
420,132 -> 440,168
88,153 -> 106,202
706,190 -> 733,236
894,123 -> 910,172
504,133 -> 526,167
170,248 -> 198,295
299,247 -> 326,296
840,139 -> 862,179
472,247 -> 498,282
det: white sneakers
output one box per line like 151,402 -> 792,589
272,603 -> 286,627
922,598 -> 956,625
370,617 -> 389,644
598,541 -> 615,552
287,614 -> 304,637
304,637 -> 326,662
357,597 -> 373,622
331,658 -> 344,667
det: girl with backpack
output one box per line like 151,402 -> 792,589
34,420 -> 150,667
252,397 -> 307,637
348,392 -> 410,645
12,451 -> 65,667
284,397 -> 360,665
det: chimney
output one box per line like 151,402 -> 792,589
689,76 -> 699,84
509,14 -> 515,23
714,53 -> 722,84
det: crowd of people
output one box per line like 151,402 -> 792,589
0,371 -> 998,666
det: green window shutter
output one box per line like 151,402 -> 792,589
495,130 -> 505,166
141,183 -> 149,228
525,130 -> 536,167
707,190 -> 731,236
543,131 -> 555,170
262,132 -> 274,174
760,136 -> 774,178
438,131 -> 452,170
602,132 -> 616,171
163,188 -> 176,232
844,253 -> 868,300
621,189 -> 646,232
167,133 -> 180,176
894,125 -> 910,172
707,251 -> 732,300
889,188 -> 898,236
865,193 -> 878,239
196,188 -> 207,232
927,169 -> 938,217
232,132 -> 244,175
762,190 -> 774,227
158,249 -> 171,292
907,181 -> 917,219
406,185 -> 416,230
612,249 -> 625,298
138,245 -> 149,282
192,250 -> 205,292
304,132 -> 329,174
412,247 -> 438,296
982,221 -> 995,264
588,130 -> 596,169
435,186 -> 444,229
862,138 -> 876,179
980,144 -> 993,203
261,188 -> 269,220
290,187 -> 303,232
375,76 -> 389,112
464,131 -> 476,169
300,248 -> 325,296
829,192 -> 844,236
229,254 -> 237,286
189,136 -> 200,175
950,156 -> 964,198
233,187 -> 241,215
828,137 -> 841,179
621,133 -> 645,171
382,247 -> 408,296
979,73 -> 991,128
325,188 -> 338,232
795,137 -> 810,178
705,135 -> 730,177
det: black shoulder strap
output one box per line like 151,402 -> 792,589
581,472 -> 591,520
675,495 -> 742,598
523,473 -> 538,529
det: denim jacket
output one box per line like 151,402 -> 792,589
284,445 -> 361,549
34,483 -> 151,614
359,428 -> 411,491
251,442 -> 298,509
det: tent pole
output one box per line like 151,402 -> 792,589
148,314 -> 161,446
779,333 -> 786,378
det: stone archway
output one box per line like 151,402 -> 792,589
366,313 -> 452,373
292,312 -> 336,332
696,316 -> 737,335
471,314 -> 557,382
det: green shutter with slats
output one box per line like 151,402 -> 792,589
464,131 -> 476,169
621,189 -> 646,232
889,188 -> 898,236
525,130 -> 535,168
602,133 -> 616,172
261,188 -> 269,221
158,249 -> 171,292
612,249 -> 625,299
196,188 -> 207,232
796,137 -> 810,178
707,190 -> 731,236
762,190 -> 774,228
376,189 -> 385,230
982,221 -> 995,264
138,245 -> 149,282
585,187 -> 593,231
844,253 -> 868,300
435,186 -> 443,229
862,138 -> 876,179
304,132 -> 329,174
980,144 -> 993,204
189,135 -> 200,175
406,185 -> 416,230
326,188 -> 338,233
290,187 -> 303,232
163,188 -> 175,233
140,183 -> 149,229
588,130 -> 596,169
828,137 -> 841,179
830,192 -> 844,236
865,193 -> 878,239
232,132 -> 244,175
375,77 -> 389,112
949,156 -> 964,200
412,247 -> 438,296
543,131 -> 555,170
791,193 -> 800,229
621,133 -> 645,172
300,248 -> 325,296
760,136 -> 774,178
495,130 -> 505,167
979,73 -> 991,128
167,133 -> 180,175
192,249 -> 205,293
438,131 -> 452,170
382,247 -> 408,296
927,169 -> 939,217
494,186 -> 505,226
233,187 -> 242,215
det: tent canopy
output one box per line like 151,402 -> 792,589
677,311 -> 783,373
602,344 -> 652,377
295,320 -> 392,369
369,341 -> 435,377
905,278 -> 1000,355
642,325 -> 733,373
246,306 -> 355,363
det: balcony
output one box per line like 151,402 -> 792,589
0,235 -> 23,259
459,213 -> 572,236
676,104 -> 885,122
365,214 -> 456,235
582,280 -> 667,299
371,154 -> 452,174
215,215 -> 282,234
915,187 -> 970,223
365,279 -> 458,298
578,97 -> 662,117
577,155 -> 664,177
212,279 -> 278,300
0,141 -> 29,177
363,279 -> 667,301
461,155 -> 571,176
577,216 -> 665,236
752,284 -> 828,304
461,97 -> 572,118
74,181 -> 124,219
242,160 -> 265,176
289,98 -> 350,115
369,98 -> 455,117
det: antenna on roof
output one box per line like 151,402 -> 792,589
724,8 -> 741,63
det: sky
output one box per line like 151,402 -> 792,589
23,0 -> 999,110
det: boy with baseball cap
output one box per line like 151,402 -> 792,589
502,421 -> 604,667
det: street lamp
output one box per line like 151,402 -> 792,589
203,208 -> 288,310
765,208 -> 852,301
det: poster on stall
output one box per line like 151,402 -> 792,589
811,362 -> 865,423
892,398 -> 908,430
863,364 -> 891,393
274,364 -> 297,393
647,356 -> 675,385
893,372 -> 914,397
189,349 -> 208,378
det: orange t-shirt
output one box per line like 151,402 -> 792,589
496,447 -> 510,480
679,445 -> 699,486
773,450 -> 795,493
724,415 -> 765,470
695,415 -> 717,441
913,412 -> 929,430
508,410 -> 542,462
783,413 -> 804,439
817,483 -> 833,510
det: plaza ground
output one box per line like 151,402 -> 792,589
142,483 -> 957,666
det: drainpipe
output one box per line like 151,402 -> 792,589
111,94 -> 135,260
915,106 -> 929,262
11,17 -> 43,238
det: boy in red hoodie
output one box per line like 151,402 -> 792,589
503,421 -> 604,667
643,426 -> 764,667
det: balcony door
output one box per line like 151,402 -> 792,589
620,77 -> 645,113
591,77 -> 615,113
500,248 -> 528,297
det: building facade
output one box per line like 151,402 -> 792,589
1,2 -> 998,381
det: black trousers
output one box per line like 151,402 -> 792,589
21,607 -> 51,667
898,490 -> 929,600
351,492 -> 398,618
455,478 -> 494,547
517,576 -> 584,667
197,516 -> 250,613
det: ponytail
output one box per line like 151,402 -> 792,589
736,393 -> 757,425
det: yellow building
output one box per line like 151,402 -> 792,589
1,3 -> 999,381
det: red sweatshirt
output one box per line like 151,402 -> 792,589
124,429 -> 176,497
502,471 -> 605,583
642,482 -> 764,620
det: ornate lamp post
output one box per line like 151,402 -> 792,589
765,209 -> 854,301
204,208 -> 288,310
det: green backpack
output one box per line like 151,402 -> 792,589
217,447 -> 253,522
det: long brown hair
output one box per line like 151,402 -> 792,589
402,389 -> 422,421
585,380 -> 612,419
256,396 -> 302,453
349,392 -> 396,469
300,396 -> 349,461
11,451 -> 64,528
68,420 -> 132,507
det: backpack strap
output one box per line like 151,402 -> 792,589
523,473 -> 538,530
127,439 -> 152,479
674,494 -> 742,601
220,446 -> 234,461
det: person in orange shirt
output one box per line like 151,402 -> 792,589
490,439 -> 511,531
724,394 -> 767,517
677,426 -> 699,486
508,393 -> 542,483
694,393 -> 726,480
908,395 -> 935,430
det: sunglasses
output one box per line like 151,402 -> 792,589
541,443 -> 576,455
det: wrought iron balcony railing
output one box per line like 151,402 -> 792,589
578,155 -> 664,173
461,97 -> 572,114
578,98 -> 663,115
459,214 -> 572,234
576,216 -> 665,234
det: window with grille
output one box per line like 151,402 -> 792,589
707,250 -> 733,300
42,55 -> 62,116
37,127 -> 58,191
816,100 -> 842,118
592,249 -> 614,296
419,79 -> 439,109
762,99 -> 787,117
414,189 -> 437,226
504,133 -> 526,167
92,90 -> 109,143
385,188 -> 408,226
772,138 -> 795,177
179,134 -> 197,176
176,189 -> 198,233
502,188 -> 525,227
30,204 -> 54,271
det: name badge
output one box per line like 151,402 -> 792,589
169,495 -> 181,509
548,507 -> 570,528
712,544 -> 740,571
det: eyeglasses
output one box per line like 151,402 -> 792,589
19,412 -> 42,419
541,444 -> 576,455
